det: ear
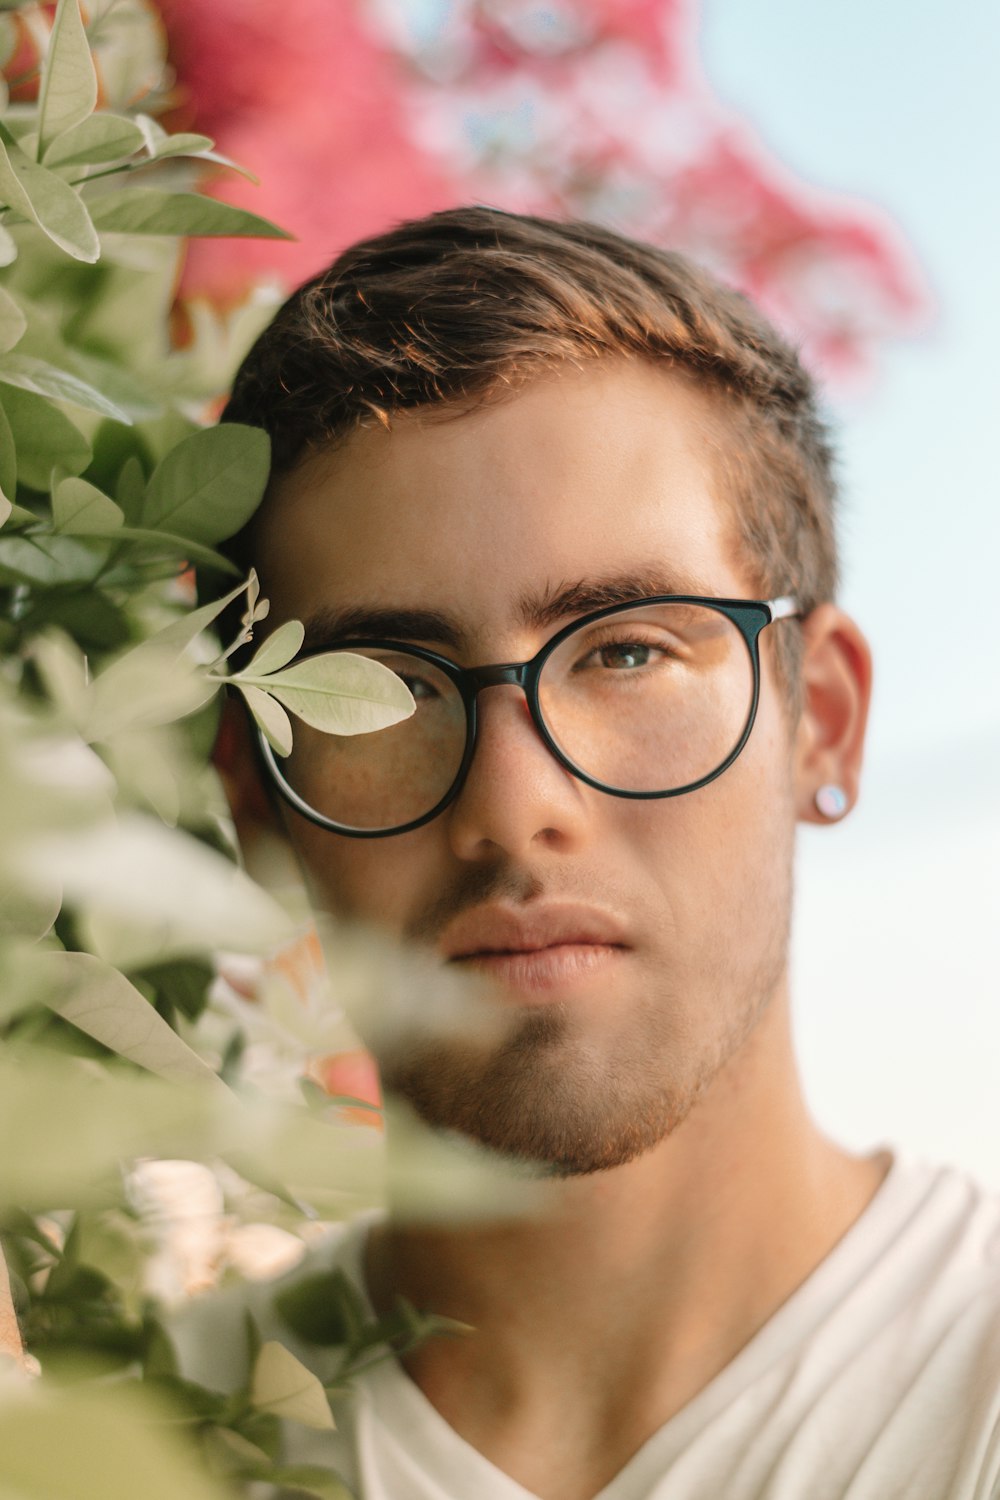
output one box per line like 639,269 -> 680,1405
793,604 -> 873,825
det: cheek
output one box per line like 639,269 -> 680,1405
624,713 -> 795,927
285,817 -> 442,931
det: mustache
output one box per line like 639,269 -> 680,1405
403,864 -> 544,947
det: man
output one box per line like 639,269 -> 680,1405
211,207 -> 1000,1499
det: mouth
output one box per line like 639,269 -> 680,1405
441,905 -> 630,999
451,942 -> 625,995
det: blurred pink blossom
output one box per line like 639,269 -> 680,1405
157,0 -> 928,385
155,0 -> 459,293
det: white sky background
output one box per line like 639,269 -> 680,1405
701,0 -> 1000,1182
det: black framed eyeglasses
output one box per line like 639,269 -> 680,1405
256,594 -> 801,838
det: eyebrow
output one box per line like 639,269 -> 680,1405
298,568 -> 721,653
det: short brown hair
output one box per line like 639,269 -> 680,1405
221,206 -> 839,698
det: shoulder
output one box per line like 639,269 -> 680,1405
877,1152 -> 1000,1274
853,1151 -> 1000,1331
847,1153 -> 1000,1483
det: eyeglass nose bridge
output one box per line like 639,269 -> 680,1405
463,661 -> 531,693
451,658 -> 559,805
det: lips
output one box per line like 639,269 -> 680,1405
440,904 -> 630,963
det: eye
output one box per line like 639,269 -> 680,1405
397,671 -> 441,701
572,633 -> 672,673
597,641 -> 654,670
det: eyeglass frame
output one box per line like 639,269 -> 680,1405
254,594 -> 802,839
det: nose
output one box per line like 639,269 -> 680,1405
445,684 -> 592,862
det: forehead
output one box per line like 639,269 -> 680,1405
254,360 -> 748,643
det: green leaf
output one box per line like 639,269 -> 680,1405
232,1412 -> 282,1463
0,1049 -> 381,1209
0,502 -> 39,529
0,392 -> 13,500
195,148 -> 261,184
0,490 -> 10,527
85,641 -> 219,741
19,584 -> 130,650
0,129 -> 100,262
240,1464 -> 356,1500
0,1382 -> 230,1500
237,652 -> 416,737
142,1318 -> 181,1381
116,453 -> 146,515
143,574 -> 252,657
0,220 -> 16,265
275,1269 -> 366,1349
250,1342 -> 336,1430
38,950 -> 225,1084
0,351 -> 132,422
141,423 -> 270,543
246,619 -> 305,676
0,868 -> 62,940
0,531 -> 104,587
43,812 -> 293,967
30,628 -> 90,722
68,347 -> 162,422
83,0 -> 166,111
0,283 -> 27,353
0,384 -> 91,486
107,524 -> 241,577
244,567 -> 267,627
201,1425 -> 272,1479
43,111 -> 145,168
132,126 -> 261,185
77,1210 -> 145,1314
86,187 -> 293,240
133,112 -> 169,152
52,475 -> 125,533
37,0 -> 99,157
65,256 -> 176,368
130,958 -> 214,1023
238,682 -> 293,756
147,130 -> 215,159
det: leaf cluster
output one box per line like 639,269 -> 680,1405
0,6 -> 421,1498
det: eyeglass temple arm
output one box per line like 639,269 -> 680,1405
767,596 -> 800,621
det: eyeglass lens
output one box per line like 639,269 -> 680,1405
278,602 -> 755,832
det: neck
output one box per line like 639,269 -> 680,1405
365,990 -> 889,1499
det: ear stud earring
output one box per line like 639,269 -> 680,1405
815,784 -> 849,820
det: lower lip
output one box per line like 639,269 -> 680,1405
451,943 -> 625,998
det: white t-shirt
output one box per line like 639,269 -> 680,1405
176,1150 -> 1000,1499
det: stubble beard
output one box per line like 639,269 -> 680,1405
379,905 -> 791,1177
328,793 -> 797,1175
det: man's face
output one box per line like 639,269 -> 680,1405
253,360 -> 799,1173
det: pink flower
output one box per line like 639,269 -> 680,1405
155,0 -> 460,299
156,0 -> 927,389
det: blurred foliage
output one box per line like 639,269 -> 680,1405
0,3 -> 424,1495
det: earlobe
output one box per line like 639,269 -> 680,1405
793,604 -> 873,826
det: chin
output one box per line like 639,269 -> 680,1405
378,944 -> 788,1176
379,1006 -> 703,1177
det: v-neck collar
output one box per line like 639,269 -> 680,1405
321,1146 -> 918,1500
